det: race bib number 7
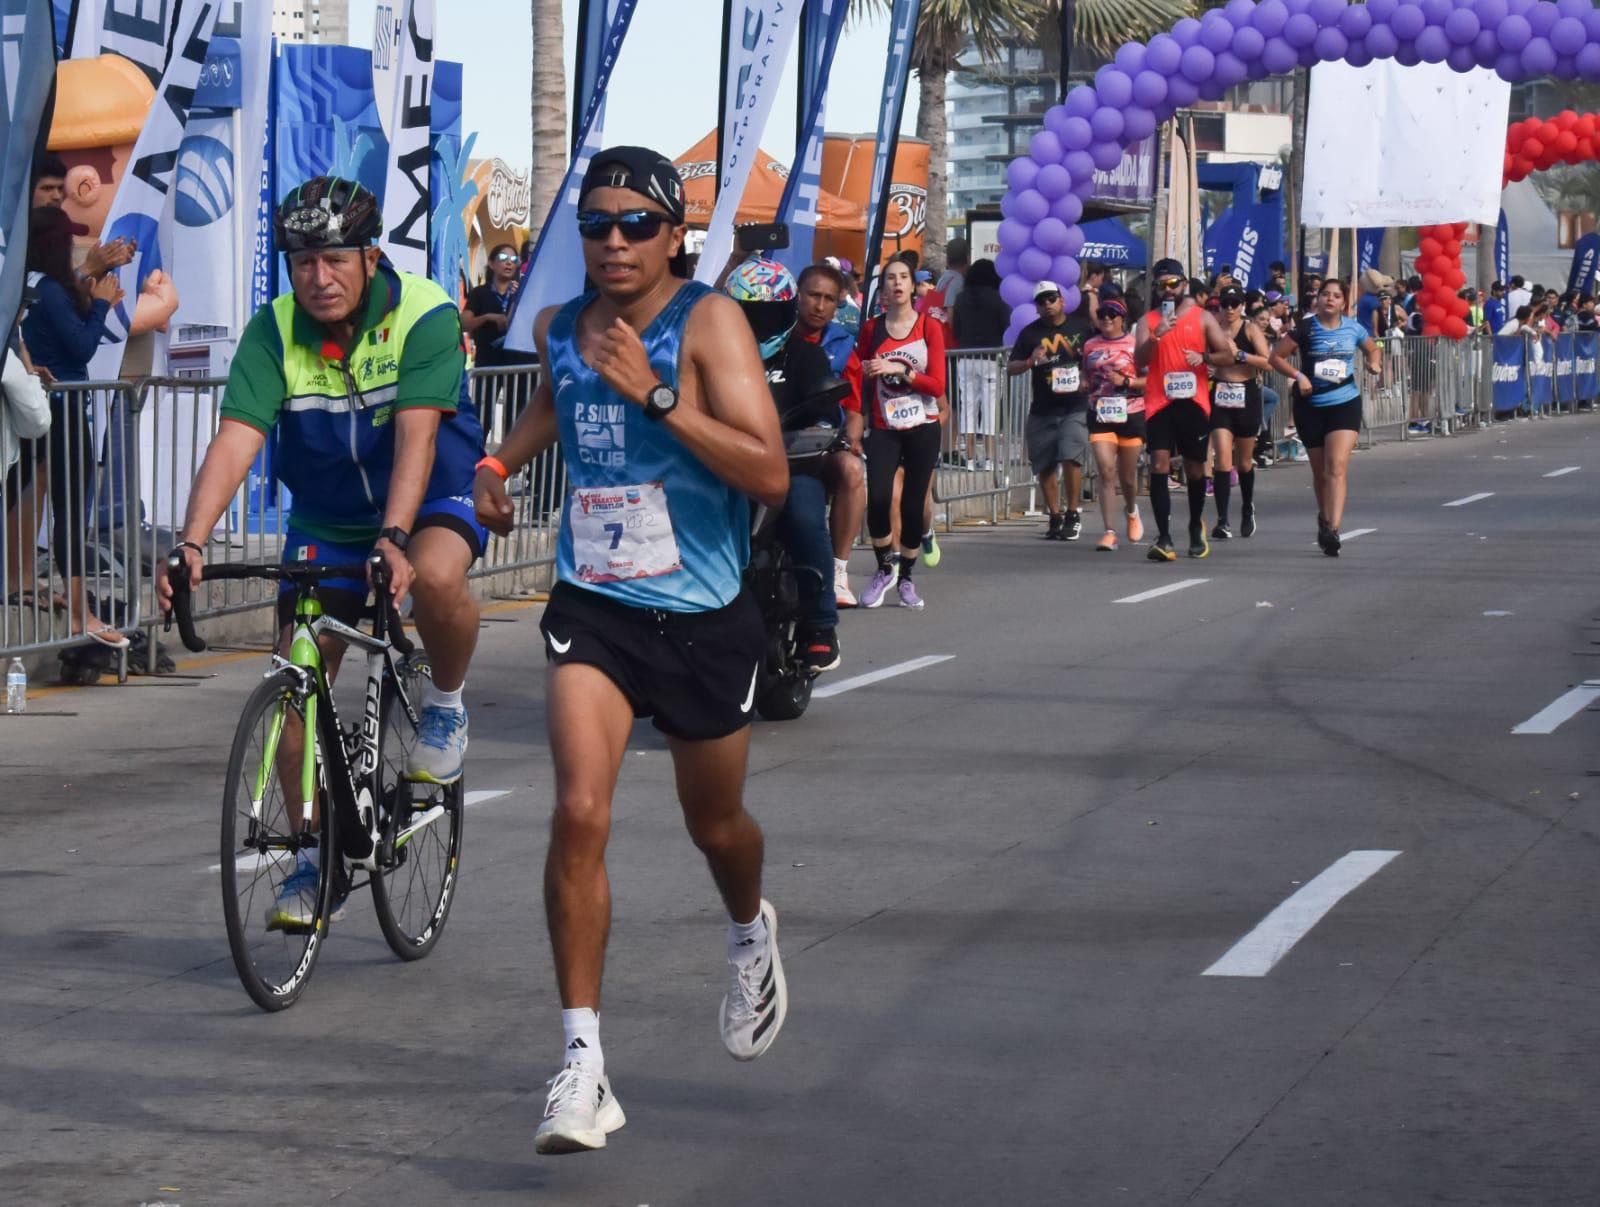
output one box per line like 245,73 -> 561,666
570,482 -> 682,583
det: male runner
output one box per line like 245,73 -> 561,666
472,147 -> 790,1155
1133,258 -> 1236,560
1009,280 -> 1093,541
793,262 -> 865,606
158,176 -> 486,926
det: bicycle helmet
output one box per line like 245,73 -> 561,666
724,256 -> 798,360
274,176 -> 383,254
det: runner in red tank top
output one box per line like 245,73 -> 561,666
1133,259 -> 1236,561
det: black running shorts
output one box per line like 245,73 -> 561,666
1292,395 -> 1363,449
1209,379 -> 1263,436
539,581 -> 765,742
1144,399 -> 1211,462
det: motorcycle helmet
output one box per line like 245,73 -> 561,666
724,256 -> 798,359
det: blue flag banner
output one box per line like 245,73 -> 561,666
1555,332 -> 1576,404
505,0 -> 638,355
1,0 -> 59,370
1494,209 -> 1510,284
571,0 -> 612,155
1356,228 -> 1385,275
1079,218 -> 1145,267
1566,232 -> 1600,297
51,0 -> 71,55
774,0 -> 848,278
1491,335 -> 1526,413
1576,331 -> 1598,401
863,0 -> 922,283
1201,202 -> 1283,290
1529,335 -> 1554,409
429,59 -> 470,289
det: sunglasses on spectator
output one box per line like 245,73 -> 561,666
1035,291 -> 1061,304
1156,276 -> 1184,290
1223,299 -> 1244,308
492,252 -> 519,263
576,209 -> 671,241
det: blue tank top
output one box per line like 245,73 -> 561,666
549,281 -> 750,612
1296,315 -> 1366,406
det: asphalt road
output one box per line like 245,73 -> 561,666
3,414 -> 1597,1206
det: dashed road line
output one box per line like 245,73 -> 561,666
1511,682 -> 1600,735
1202,850 -> 1402,977
1114,579 -> 1209,605
1340,528 -> 1377,540
1443,492 -> 1494,507
1544,466 -> 1581,478
812,655 -> 956,699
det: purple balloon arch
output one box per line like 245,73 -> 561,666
998,0 -> 1600,341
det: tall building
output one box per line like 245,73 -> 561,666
273,0 -> 348,45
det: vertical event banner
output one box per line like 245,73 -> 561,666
570,0 -> 612,156
505,0 -> 637,355
772,0 -> 847,278
2,0 -> 58,370
1356,228 -> 1385,275
862,0 -> 921,280
96,0 -> 175,83
1490,335 -> 1525,413
429,59 -> 471,290
375,0 -> 434,276
1201,202 -> 1283,289
1494,208 -> 1510,282
88,0 -> 219,381
696,0 -> 803,282
1575,331 -> 1598,400
1566,231 -> 1600,296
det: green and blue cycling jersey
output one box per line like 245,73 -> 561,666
219,261 -> 486,545
1294,314 -> 1366,407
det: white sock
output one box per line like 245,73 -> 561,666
562,1007 -> 602,1073
421,679 -> 464,711
728,910 -> 767,963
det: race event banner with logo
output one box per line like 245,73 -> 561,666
1576,332 -> 1598,400
1529,336 -> 1554,409
1554,332 -> 1576,405
2,0 -> 59,371
697,0 -> 803,282
1201,202 -> 1283,290
375,0 -> 434,276
1491,335 -> 1526,413
772,0 -> 848,279
88,0 -> 219,381
1089,135 -> 1156,208
1357,228 -> 1385,275
1566,232 -> 1600,297
1494,209 -> 1510,283
863,0 -> 921,278
506,0 -> 638,355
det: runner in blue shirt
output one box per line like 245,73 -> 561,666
1268,279 -> 1382,556
473,147 -> 791,1155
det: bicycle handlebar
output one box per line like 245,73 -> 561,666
164,556 -> 413,658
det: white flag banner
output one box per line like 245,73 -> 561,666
68,0 -> 104,57
377,0 -> 434,275
695,0 -> 803,283
87,0 -> 219,381
1302,59 -> 1510,228
98,0 -> 173,82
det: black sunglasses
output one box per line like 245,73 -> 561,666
1222,299 -> 1244,307
576,209 -> 671,242
1035,291 -> 1061,304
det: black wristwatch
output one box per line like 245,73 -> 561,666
378,526 -> 410,551
643,382 -> 679,421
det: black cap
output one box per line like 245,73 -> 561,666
1219,286 -> 1246,306
1152,257 -> 1185,280
579,146 -> 686,224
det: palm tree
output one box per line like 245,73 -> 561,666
530,0 -> 567,243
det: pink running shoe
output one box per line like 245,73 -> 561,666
860,565 -> 897,609
896,578 -> 924,610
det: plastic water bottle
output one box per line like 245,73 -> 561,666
6,658 -> 25,715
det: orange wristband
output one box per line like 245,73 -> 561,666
476,455 -> 510,481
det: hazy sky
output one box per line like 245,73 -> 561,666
346,0 -> 921,167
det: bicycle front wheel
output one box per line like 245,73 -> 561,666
370,661 -> 464,960
220,669 -> 334,1011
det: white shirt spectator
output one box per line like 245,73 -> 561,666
1507,286 -> 1532,313
2,343 -> 51,476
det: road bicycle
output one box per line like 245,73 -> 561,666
167,555 -> 464,1011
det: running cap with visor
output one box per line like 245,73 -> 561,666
1219,286 -> 1246,306
1033,279 -> 1063,300
1152,258 -> 1187,282
578,146 -> 686,224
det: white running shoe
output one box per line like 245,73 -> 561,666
720,898 -> 788,1061
834,561 -> 857,608
534,1062 -> 626,1155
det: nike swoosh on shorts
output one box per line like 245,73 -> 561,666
740,664 -> 759,713
548,632 -> 573,654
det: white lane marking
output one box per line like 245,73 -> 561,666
1114,578 -> 1209,605
1511,682 -> 1600,735
1202,850 -> 1402,977
465,789 -> 512,808
1340,528 -> 1377,540
1544,466 -> 1581,478
812,655 -> 955,699
1443,492 -> 1494,507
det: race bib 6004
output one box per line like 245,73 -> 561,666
570,482 -> 682,583
1164,370 -> 1197,400
1213,382 -> 1248,408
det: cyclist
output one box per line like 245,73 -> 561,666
793,262 -> 866,608
1081,298 -> 1146,550
158,176 -> 487,927
725,256 -> 843,671
471,147 -> 789,1155
1268,278 -> 1381,555
1209,286 -> 1271,539
1133,259 -> 1236,561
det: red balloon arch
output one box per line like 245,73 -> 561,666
1418,110 -> 1599,339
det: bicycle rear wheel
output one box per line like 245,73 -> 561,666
370,660 -> 464,960
220,669 -> 334,1011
